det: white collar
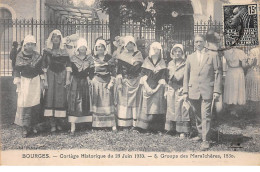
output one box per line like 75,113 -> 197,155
196,48 -> 205,54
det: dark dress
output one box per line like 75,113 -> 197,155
42,48 -> 71,117
136,57 -> 167,131
115,50 -> 143,127
67,55 -> 94,123
89,54 -> 117,128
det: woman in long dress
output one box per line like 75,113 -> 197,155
42,30 -> 72,132
13,35 -> 44,137
89,39 -> 117,131
164,44 -> 191,138
245,47 -> 260,114
67,38 -> 94,135
115,36 -> 143,128
223,48 -> 247,116
136,42 -> 167,132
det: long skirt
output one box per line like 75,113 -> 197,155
137,85 -> 166,131
89,76 -> 116,128
165,87 -> 190,133
246,68 -> 260,101
67,77 -> 92,123
14,75 -> 41,127
224,67 -> 246,105
115,76 -> 142,127
44,69 -> 67,118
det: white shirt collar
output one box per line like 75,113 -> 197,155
197,48 -> 205,54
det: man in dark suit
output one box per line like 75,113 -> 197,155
183,34 -> 222,150
10,41 -> 18,75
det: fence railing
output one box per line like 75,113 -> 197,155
0,17 -> 254,76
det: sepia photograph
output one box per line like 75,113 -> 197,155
0,0 -> 259,166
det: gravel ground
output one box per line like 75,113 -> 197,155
1,77 -> 260,152
1,113 -> 259,152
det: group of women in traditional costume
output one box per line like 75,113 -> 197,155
13,29 -> 260,138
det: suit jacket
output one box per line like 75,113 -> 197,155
183,49 -> 222,100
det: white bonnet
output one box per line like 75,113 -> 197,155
22,35 -> 36,51
124,36 -> 137,52
94,39 -> 107,56
149,42 -> 163,58
75,38 -> 90,55
46,29 -> 65,50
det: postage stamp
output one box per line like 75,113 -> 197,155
223,3 -> 259,46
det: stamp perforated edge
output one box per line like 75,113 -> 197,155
222,2 -> 260,48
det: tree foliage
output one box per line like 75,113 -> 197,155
96,0 -> 156,26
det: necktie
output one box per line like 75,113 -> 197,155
198,51 -> 201,66
198,51 -> 203,66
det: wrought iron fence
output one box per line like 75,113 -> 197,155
0,17 -> 254,76
0,18 -> 110,76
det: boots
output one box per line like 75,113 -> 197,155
22,127 -> 30,138
56,118 -> 64,131
50,117 -> 65,133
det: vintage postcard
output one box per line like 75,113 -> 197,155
0,0 -> 260,166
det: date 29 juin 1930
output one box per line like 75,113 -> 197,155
115,154 -> 145,158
